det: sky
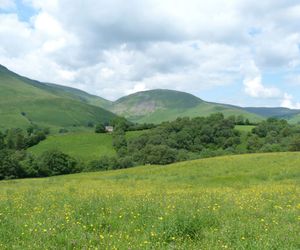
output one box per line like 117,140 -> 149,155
0,0 -> 300,108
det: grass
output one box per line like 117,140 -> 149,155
28,131 -> 144,161
235,125 -> 255,133
0,152 -> 299,249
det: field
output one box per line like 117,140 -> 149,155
235,125 -> 255,133
0,152 -> 299,249
28,131 -> 144,161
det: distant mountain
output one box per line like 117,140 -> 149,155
0,65 -> 116,131
1,64 -> 300,129
110,89 -> 264,123
244,107 -> 300,119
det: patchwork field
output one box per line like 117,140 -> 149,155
0,152 -> 299,249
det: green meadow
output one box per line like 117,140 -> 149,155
28,131 -> 144,161
235,125 -> 255,133
0,152 -> 299,249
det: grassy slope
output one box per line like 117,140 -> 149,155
136,103 -> 263,124
0,152 -> 299,249
41,82 -> 112,109
112,89 -> 264,123
244,107 -> 300,119
28,131 -> 143,161
235,125 -> 255,132
288,113 -> 300,124
0,65 -> 116,131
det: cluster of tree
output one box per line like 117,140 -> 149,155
247,118 -> 300,152
105,114 -> 300,168
107,113 -> 241,166
0,124 -> 77,180
94,117 -> 156,134
0,126 -> 48,151
86,155 -> 133,172
230,115 -> 253,125
0,126 -> 76,180
0,149 -> 80,180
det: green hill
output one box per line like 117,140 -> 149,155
244,107 -> 300,120
288,113 -> 300,124
2,64 -> 300,128
0,65 -> 116,131
111,89 -> 264,123
0,152 -> 299,249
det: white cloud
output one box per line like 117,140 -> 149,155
0,0 -> 300,105
242,60 -> 281,98
0,0 -> 15,10
281,93 -> 300,109
244,76 -> 281,98
33,12 -> 64,37
125,83 -> 148,95
0,14 -> 34,57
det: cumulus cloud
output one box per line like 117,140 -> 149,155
242,60 -> 281,98
0,0 -> 15,10
0,0 -> 300,105
281,93 -> 300,109
244,76 -> 281,98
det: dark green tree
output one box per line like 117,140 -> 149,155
95,123 -> 106,133
37,150 -> 77,177
0,131 -> 5,150
289,136 -> 300,151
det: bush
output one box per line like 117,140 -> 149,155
118,156 -> 134,169
37,150 -> 78,177
87,156 -> 117,171
59,128 -> 69,134
260,144 -> 281,152
289,136 -> 300,151
139,145 -> 177,165
95,124 -> 106,133
0,150 -> 26,180
86,155 -> 134,172
247,135 -> 263,151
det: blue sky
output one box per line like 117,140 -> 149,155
14,0 -> 35,22
1,0 -> 300,107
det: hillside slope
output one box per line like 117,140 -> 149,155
0,152 -> 299,249
0,65 -> 116,130
244,107 -> 300,119
28,130 -> 143,161
2,64 -> 300,127
111,89 -> 264,123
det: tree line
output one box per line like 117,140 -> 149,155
88,114 -> 300,171
1,114 -> 300,180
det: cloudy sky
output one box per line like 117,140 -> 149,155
1,0 -> 300,107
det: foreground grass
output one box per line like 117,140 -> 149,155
28,131 -> 143,161
0,152 -> 299,249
